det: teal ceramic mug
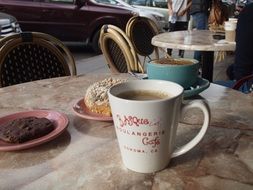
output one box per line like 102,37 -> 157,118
147,58 -> 199,89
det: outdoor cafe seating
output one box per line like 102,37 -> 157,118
0,32 -> 76,87
0,6 -> 253,188
125,16 -> 160,64
99,24 -> 144,73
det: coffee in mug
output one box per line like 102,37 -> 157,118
108,80 -> 210,173
147,58 -> 199,89
117,90 -> 170,100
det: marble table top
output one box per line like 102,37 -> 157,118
152,30 -> 236,51
0,73 -> 252,190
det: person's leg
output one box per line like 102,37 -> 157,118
167,49 -> 172,56
214,79 -> 252,93
174,22 -> 188,58
193,12 -> 208,30
226,64 -> 235,80
179,50 -> 184,58
214,80 -> 236,88
194,49 -> 202,61
192,12 -> 208,61
167,22 -> 176,55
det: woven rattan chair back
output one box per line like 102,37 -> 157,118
0,32 -> 76,87
126,16 -> 160,61
99,24 -> 144,73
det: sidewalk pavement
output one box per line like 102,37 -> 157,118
76,49 -> 234,82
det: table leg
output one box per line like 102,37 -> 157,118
201,51 -> 214,82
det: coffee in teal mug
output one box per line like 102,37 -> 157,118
147,58 -> 199,89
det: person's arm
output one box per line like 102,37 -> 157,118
168,0 -> 173,16
233,4 -> 253,80
178,0 -> 192,17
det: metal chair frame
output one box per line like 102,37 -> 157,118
99,24 -> 144,73
126,16 -> 160,64
232,74 -> 253,93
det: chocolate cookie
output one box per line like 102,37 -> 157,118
0,116 -> 55,143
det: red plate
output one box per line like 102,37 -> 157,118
0,110 -> 68,151
72,98 -> 113,121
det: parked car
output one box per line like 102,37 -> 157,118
0,12 -> 21,37
124,0 -> 169,29
95,0 -> 166,31
0,0 -> 142,53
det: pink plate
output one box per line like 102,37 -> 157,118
0,110 -> 68,151
72,98 -> 113,121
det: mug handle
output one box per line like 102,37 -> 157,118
171,100 -> 210,158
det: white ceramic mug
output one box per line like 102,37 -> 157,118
108,80 -> 210,173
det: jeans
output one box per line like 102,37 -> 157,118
167,21 -> 188,57
191,12 -> 208,62
214,80 -> 252,94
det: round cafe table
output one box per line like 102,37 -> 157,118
0,73 -> 252,189
152,30 -> 236,82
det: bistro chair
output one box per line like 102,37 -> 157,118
99,24 -> 144,73
215,74 -> 253,94
232,74 -> 253,93
0,32 -> 76,87
126,16 -> 160,64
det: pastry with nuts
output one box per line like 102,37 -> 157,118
84,78 -> 126,116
